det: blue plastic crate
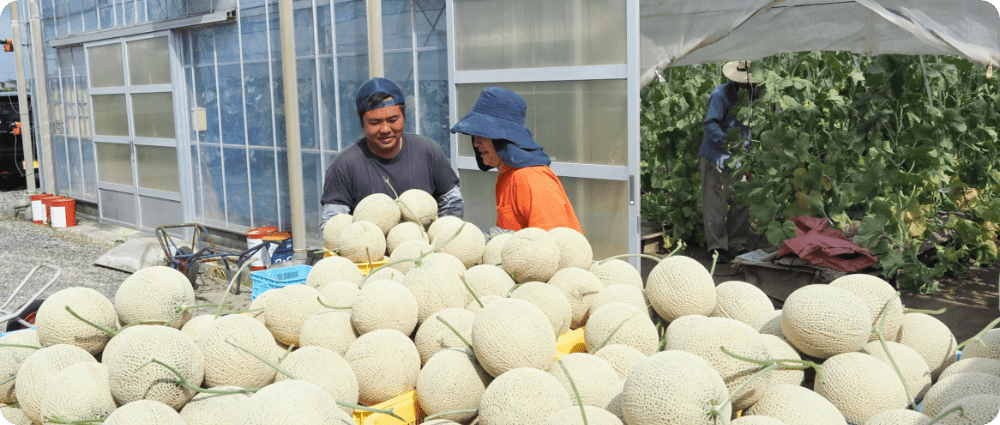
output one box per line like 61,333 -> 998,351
250,264 -> 312,300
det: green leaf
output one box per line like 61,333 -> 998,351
880,249 -> 905,278
854,216 -> 888,248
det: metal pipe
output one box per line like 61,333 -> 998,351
366,0 -> 384,77
28,0 -> 55,194
9,1 -> 37,193
277,0 -> 307,264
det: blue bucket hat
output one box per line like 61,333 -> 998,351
356,77 -> 406,115
450,87 -> 550,171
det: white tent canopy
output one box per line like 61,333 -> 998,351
640,0 -> 1000,86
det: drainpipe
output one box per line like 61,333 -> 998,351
366,0 -> 383,77
9,1 -> 37,194
278,0 -> 307,264
28,0 -> 54,194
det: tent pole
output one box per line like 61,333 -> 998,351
278,0 -> 308,264
9,1 -> 37,194
28,0 -> 54,194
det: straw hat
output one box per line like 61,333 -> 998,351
723,60 -> 760,84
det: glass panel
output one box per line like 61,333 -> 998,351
70,13 -> 84,34
88,43 -> 125,87
72,46 -> 87,74
240,0 -> 264,8
414,0 -> 446,48
337,55 -> 367,146
96,141 -> 133,185
271,61 -> 286,148
335,0 -> 367,55
418,49 -> 449,157
100,189 -> 138,226
240,12 -> 268,62
215,24 -> 240,64
201,145 -> 226,223
68,137 -> 84,196
302,151 -> 321,232
218,64 -> 246,145
294,7 -> 314,57
58,48 -> 73,74
454,0 -> 626,70
82,139 -> 98,200
136,145 -> 180,192
48,78 -> 64,135
44,18 -> 56,42
316,4 -> 332,56
194,66 -> 220,143
224,147 -> 251,226
381,0 -> 411,50
319,57 -> 336,151
139,196 -> 183,230
189,144 -> 203,220
192,27 -> 215,66
132,92 -> 175,138
249,149 -> 279,228
146,0 -> 166,21
459,170 -> 627,259
298,58 -> 317,150
92,94 -> 129,136
456,80 -> 627,166
384,52 -> 415,135
127,36 -> 170,85
122,1 -> 135,25
244,62 -> 274,147
99,6 -> 114,30
84,9 -> 98,32
43,0 -> 55,18
276,149 -> 290,227
54,137 -> 70,193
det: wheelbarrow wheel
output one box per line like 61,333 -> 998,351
176,246 -> 200,291
5,298 -> 45,332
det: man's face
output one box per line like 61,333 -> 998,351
362,105 -> 405,158
473,136 -> 503,168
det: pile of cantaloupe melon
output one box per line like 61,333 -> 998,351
2,189 -> 999,425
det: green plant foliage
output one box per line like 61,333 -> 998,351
641,52 -> 1000,294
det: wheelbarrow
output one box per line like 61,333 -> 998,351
1,264 -> 61,333
155,223 -> 277,294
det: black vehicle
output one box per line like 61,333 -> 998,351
0,91 -> 38,187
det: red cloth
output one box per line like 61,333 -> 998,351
775,216 -> 878,273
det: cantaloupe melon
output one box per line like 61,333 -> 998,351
939,357 -> 1000,381
598,380 -> 626,424
197,313 -> 278,389
396,188 -> 437,227
711,281 -> 774,328
477,367 -> 572,425
0,404 -> 30,425
344,329 -> 421,405
231,379 -> 355,424
754,310 -> 785,340
273,346 -> 359,415
317,280 -> 361,308
548,267 -> 604,329
549,227 -> 594,270
39,362 -> 115,424
590,259 -> 643,289
102,325 -> 204,409
35,287 -> 118,355
896,312 -> 958,379
759,334 -> 804,387
178,385 -> 251,425
338,220 -> 387,263
510,281 -> 574,337
114,265 -> 196,328
386,221 -> 429,255
645,256 -> 716,322
549,353 -> 621,407
247,289 -> 274,324
414,308 -> 476,365
920,372 -> 1000,418
590,284 -> 650,318
306,255 -> 363,288
936,394 -> 1000,425
594,344 -> 647,381
730,417 -> 789,425
388,239 -> 435,275
353,193 -> 401,235
813,352 -> 909,424
620,350 -> 732,425
501,228 -> 561,283
862,340 -> 932,402
431,220 -> 486,268
471,298 -> 557,377
464,264 -> 516,298
745,384 -> 847,425
402,262 -> 467,324
960,328 -> 1000,361
180,314 -> 217,343
263,284 -> 328,346
427,215 -> 464,242
863,409 -> 931,425
298,311 -> 357,356
416,348 -> 491,423
364,266 -> 406,282
0,329 -> 39,403
829,274 -> 903,342
585,303 -> 659,356
350,279 -> 419,335
13,343 -> 97,424
481,233 -> 512,266
466,295 -> 505,316
423,252 -> 467,278
323,213 -> 354,250
665,315 -> 774,410
780,284 -> 870,359
544,405 -> 624,425
102,399 -> 187,425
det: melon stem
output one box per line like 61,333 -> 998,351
42,416 -> 105,425
708,362 -> 778,419
461,276 -> 484,308
556,359 -> 589,425
64,306 -> 122,336
436,316 -> 476,362
596,253 -> 664,265
316,297 -> 352,310
423,409 -> 479,421
589,318 -> 628,354
957,316 -> 1000,350
720,346 -> 823,382
902,307 -> 947,315
926,406 -> 964,425
709,250 -> 719,276
0,343 -> 41,350
360,223 -> 466,287
136,358 -> 260,394
873,292 -> 917,411
214,260 -> 254,319
225,338 -> 297,379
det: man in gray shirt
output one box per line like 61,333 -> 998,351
320,77 -> 463,228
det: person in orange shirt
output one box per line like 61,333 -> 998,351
451,87 -> 582,234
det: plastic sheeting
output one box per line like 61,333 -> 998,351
640,0 -> 1000,86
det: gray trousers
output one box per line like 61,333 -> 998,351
700,157 -> 751,252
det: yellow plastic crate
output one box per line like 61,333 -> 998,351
322,252 -> 388,276
353,390 -> 423,425
555,327 -> 587,360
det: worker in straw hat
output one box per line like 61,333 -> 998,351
450,87 -> 582,234
698,60 -> 761,263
